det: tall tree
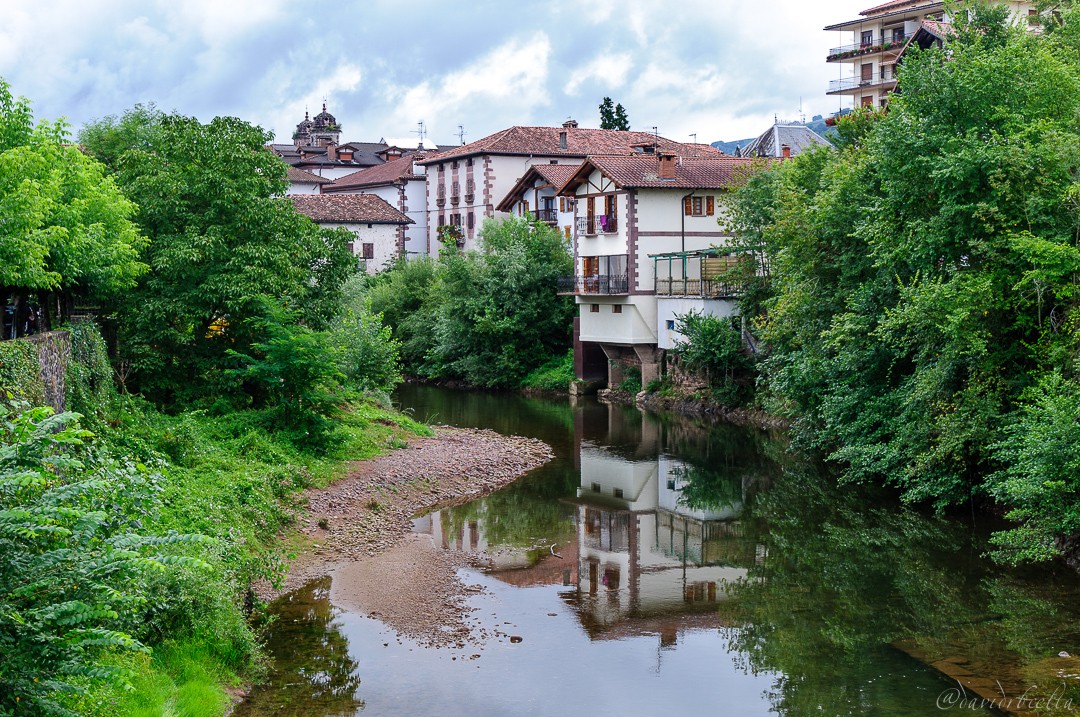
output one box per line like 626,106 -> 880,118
599,97 -> 630,130
80,112 -> 356,403
0,78 -> 147,331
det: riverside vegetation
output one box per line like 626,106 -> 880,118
4,4 -> 1080,713
0,86 -> 424,716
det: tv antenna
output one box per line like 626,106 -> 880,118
413,120 -> 427,149
457,125 -> 467,145
689,133 -> 697,144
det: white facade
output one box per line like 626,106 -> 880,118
423,154 -> 584,254
318,221 -> 401,276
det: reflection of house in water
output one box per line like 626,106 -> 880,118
565,404 -> 764,639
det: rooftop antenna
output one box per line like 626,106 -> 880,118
652,125 -> 659,150
412,120 -> 427,149
799,97 -> 806,124
457,125 -> 467,146
689,133 -> 697,144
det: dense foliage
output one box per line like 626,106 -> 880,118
0,79 -> 146,325
672,310 -> 753,404
79,110 -> 356,405
368,216 -> 575,388
598,97 -> 630,131
728,6 -> 1080,562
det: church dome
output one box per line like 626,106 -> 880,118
312,102 -> 339,131
292,111 -> 313,140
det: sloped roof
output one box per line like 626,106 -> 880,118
418,126 -> 724,165
860,0 -> 938,16
560,155 -> 772,193
290,194 -> 412,224
324,154 -> 425,193
495,162 -> 583,212
286,166 -> 332,184
739,123 -> 833,158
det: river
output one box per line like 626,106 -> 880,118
232,385 -> 1080,717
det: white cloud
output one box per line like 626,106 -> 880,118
563,52 -> 634,96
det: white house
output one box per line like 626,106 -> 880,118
556,152 -> 770,388
417,120 -> 723,254
285,166 -> 332,195
494,163 -> 580,242
323,153 -> 430,259
289,194 -> 413,275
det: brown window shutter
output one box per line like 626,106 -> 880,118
559,197 -> 566,212
683,197 -> 692,215
706,196 -> 715,216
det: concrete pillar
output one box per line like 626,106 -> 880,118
599,344 -> 625,388
633,345 -> 660,389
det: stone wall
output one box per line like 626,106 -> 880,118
21,331 -> 71,413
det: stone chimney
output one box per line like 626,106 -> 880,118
326,142 -> 338,161
562,118 -> 579,129
781,144 -> 791,159
658,151 -> 676,179
559,131 -> 568,150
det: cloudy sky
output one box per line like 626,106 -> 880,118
0,0 -> 869,147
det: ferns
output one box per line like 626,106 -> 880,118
0,404 -> 208,715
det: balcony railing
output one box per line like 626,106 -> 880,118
533,208 -> 558,224
828,72 -> 896,93
557,274 -> 629,295
827,36 -> 907,60
655,278 -> 742,299
575,215 -> 619,236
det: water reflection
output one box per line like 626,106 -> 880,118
236,386 -> 1080,717
232,577 -> 363,717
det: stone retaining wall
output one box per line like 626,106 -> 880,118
20,331 -> 71,413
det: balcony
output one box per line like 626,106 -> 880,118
557,274 -> 630,295
575,215 -> 619,236
655,278 -> 741,299
827,37 -> 907,61
533,208 -> 558,224
828,72 -> 896,94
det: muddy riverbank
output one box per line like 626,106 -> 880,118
256,426 -> 553,645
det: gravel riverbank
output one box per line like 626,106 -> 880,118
257,425 -> 554,646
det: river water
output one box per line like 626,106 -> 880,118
234,385 -> 1080,717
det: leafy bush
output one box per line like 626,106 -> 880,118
520,350 -> 574,391
672,310 -> 752,405
227,300 -> 343,448
0,404 -> 209,715
65,320 -> 114,422
617,365 -> 642,394
329,276 -> 401,396
987,372 -> 1080,564
0,339 -> 44,407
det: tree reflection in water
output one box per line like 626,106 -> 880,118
232,577 -> 363,717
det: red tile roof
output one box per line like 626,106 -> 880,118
286,166 -> 331,184
290,194 -> 412,224
495,162 -> 583,212
860,0 -> 939,16
419,125 -> 724,164
324,154 -> 424,192
560,155 -> 773,193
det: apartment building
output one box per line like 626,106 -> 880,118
825,0 -> 1036,109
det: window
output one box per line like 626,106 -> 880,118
861,63 -> 873,81
684,196 -> 714,216
666,319 -> 676,330
612,305 -> 622,314
467,212 -> 474,230
590,304 -> 600,313
438,213 -> 445,226
861,95 -> 874,107
861,30 -> 873,46
362,243 -> 374,259
452,161 -> 458,169
438,164 -> 444,174
346,241 -> 355,254
891,27 -> 904,42
613,488 -> 624,498
466,158 -> 473,167
591,482 -> 601,492
1029,8 -> 1039,25
559,197 -> 566,212
450,212 -> 462,226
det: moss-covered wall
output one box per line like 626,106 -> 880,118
0,331 -> 71,412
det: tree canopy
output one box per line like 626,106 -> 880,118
0,79 -> 146,324
79,111 -> 357,402
599,97 -> 630,131
728,6 -> 1080,563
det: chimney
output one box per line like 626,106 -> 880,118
658,151 -> 676,179
559,131 -> 568,150
326,142 -> 338,161
781,144 -> 791,159
562,118 -> 579,129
